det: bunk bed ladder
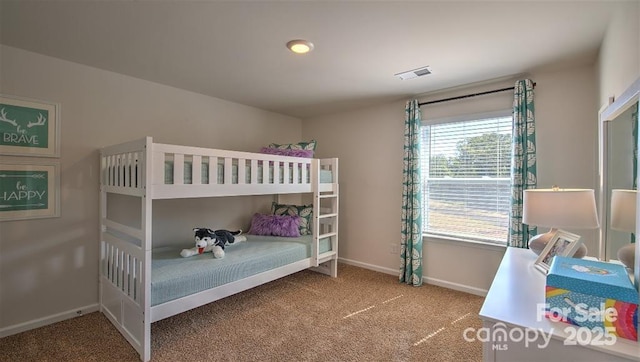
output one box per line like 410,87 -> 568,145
311,159 -> 339,277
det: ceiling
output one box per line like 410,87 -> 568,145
0,1 -> 620,119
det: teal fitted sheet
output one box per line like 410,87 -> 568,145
151,235 -> 331,306
164,161 -> 333,185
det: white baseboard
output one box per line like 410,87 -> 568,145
338,257 -> 488,297
423,276 -> 487,297
338,257 -> 398,276
0,303 -> 99,338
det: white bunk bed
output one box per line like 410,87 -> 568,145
99,137 -> 339,361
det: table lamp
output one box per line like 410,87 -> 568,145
610,189 -> 637,270
522,188 -> 599,257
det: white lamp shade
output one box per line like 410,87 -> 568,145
610,189 -> 637,233
522,189 -> 599,229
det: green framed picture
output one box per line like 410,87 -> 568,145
0,160 -> 60,221
0,94 -> 60,157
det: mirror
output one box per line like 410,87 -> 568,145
599,77 -> 640,267
602,106 -> 636,260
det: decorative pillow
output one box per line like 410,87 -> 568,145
268,140 -> 317,152
248,213 -> 301,237
271,202 -> 312,236
260,147 -> 314,158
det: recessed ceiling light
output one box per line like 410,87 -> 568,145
287,39 -> 314,54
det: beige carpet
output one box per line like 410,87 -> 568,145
1,264 -> 484,361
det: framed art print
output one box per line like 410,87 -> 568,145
0,160 -> 60,221
534,230 -> 583,274
0,94 -> 60,157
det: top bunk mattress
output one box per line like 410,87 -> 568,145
151,235 -> 331,306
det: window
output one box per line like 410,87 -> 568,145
421,112 -> 512,244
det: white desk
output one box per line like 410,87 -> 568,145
479,247 -> 640,361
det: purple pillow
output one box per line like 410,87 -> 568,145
248,213 -> 301,237
260,147 -> 314,158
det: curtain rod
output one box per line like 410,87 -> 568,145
418,82 -> 536,107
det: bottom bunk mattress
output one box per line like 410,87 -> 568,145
151,235 -> 331,306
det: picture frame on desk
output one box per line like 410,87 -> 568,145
534,229 -> 583,274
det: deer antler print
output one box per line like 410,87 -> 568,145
27,113 -> 47,128
0,108 -> 18,127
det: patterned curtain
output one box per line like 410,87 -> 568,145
400,100 -> 423,286
508,79 -> 537,248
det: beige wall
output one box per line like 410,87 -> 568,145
530,66 -> 600,250
303,63 -> 599,294
0,45 -> 302,333
597,1 -> 639,107
304,102 -> 405,272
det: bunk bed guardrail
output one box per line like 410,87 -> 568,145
101,137 -> 336,198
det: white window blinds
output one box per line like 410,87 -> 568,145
421,114 -> 512,244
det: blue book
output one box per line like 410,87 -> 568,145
547,256 -> 637,304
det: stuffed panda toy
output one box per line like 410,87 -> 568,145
180,228 -> 246,259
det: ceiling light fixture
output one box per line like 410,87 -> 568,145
287,39 -> 314,54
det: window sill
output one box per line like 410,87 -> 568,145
423,233 -> 507,252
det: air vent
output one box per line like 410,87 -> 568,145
395,66 -> 432,80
